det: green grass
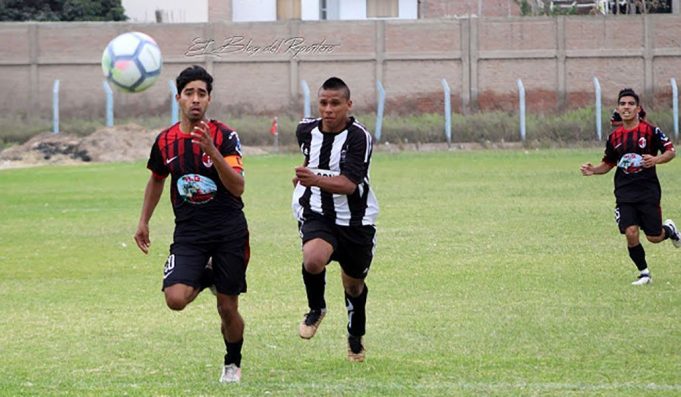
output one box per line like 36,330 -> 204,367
1,149 -> 681,396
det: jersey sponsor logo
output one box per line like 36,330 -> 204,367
638,137 -> 647,149
617,153 -> 644,174
307,167 -> 340,177
202,152 -> 213,168
177,173 -> 217,204
165,155 -> 178,165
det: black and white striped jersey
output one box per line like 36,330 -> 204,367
292,116 -> 379,227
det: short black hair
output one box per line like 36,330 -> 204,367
176,65 -> 213,94
320,77 -> 350,100
617,88 -> 639,105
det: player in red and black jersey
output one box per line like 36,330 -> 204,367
581,88 -> 680,285
134,65 -> 248,383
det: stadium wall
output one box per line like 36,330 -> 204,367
1,15 -> 681,119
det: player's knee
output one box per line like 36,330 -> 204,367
344,283 -> 365,297
624,227 -> 639,240
303,257 -> 326,273
645,233 -> 663,243
165,295 -> 188,311
217,299 -> 239,320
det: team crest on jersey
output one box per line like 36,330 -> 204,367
617,153 -> 644,174
177,174 -> 217,204
201,152 -> 213,168
638,137 -> 647,149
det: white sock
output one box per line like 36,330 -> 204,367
640,268 -> 650,276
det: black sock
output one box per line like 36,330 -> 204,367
302,264 -> 326,310
345,285 -> 368,337
224,339 -> 243,367
663,225 -> 674,240
628,244 -> 648,272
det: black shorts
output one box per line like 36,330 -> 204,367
615,202 -> 662,236
162,234 -> 250,295
299,215 -> 376,279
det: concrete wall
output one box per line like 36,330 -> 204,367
2,15 -> 681,120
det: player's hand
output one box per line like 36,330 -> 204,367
295,166 -> 318,187
292,176 -> 300,187
580,162 -> 594,176
642,154 -> 657,168
134,223 -> 151,254
190,121 -> 217,156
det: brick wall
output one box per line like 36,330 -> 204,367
1,15 -> 680,120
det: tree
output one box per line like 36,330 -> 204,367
0,0 -> 127,21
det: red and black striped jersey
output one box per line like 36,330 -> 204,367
602,120 -> 674,203
147,120 -> 247,242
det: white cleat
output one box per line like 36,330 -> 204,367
631,274 -> 652,286
219,363 -> 241,384
664,219 -> 681,248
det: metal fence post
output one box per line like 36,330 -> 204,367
672,78 -> 679,140
516,79 -> 526,142
300,80 -> 311,118
441,78 -> 452,147
375,80 -> 385,143
168,80 -> 178,124
593,77 -> 602,141
102,80 -> 114,127
52,80 -> 60,134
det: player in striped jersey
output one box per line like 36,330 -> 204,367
580,88 -> 680,285
134,66 -> 249,383
292,77 -> 379,362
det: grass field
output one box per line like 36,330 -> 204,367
1,149 -> 681,396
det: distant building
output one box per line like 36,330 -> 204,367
122,0 -> 520,23
122,0 -> 208,23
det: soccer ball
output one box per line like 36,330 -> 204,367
101,32 -> 162,93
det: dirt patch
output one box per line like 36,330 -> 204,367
0,124 -> 270,170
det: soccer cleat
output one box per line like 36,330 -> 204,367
664,219 -> 681,248
631,274 -> 652,286
219,363 -> 241,383
347,335 -> 366,362
299,308 -> 326,339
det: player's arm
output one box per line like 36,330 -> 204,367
643,149 -> 675,168
192,121 -> 244,197
134,174 -> 165,254
295,166 -> 357,195
643,128 -> 675,168
580,161 -> 613,176
292,158 -> 308,187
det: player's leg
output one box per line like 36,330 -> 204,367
337,224 -> 376,362
618,204 -> 651,285
640,202 -> 681,247
162,243 -> 210,310
341,271 -> 368,362
217,294 -> 243,383
298,217 -> 336,339
212,235 -> 249,383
